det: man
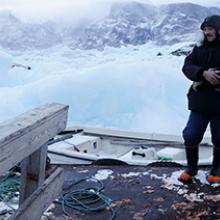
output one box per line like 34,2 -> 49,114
179,15 -> 220,183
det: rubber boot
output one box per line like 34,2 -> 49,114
207,148 -> 220,183
179,146 -> 198,183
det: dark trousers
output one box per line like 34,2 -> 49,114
183,111 -> 220,147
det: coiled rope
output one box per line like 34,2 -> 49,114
56,177 -> 116,220
0,167 -> 20,214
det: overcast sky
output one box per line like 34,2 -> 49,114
0,0 -> 219,23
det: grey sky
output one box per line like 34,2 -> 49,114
0,0 -> 219,23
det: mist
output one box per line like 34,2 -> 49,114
0,0 -> 219,25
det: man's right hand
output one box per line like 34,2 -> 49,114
203,68 -> 220,85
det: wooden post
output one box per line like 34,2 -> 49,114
9,168 -> 64,220
19,144 -> 47,204
0,102 -> 69,220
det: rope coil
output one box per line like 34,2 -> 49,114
56,177 -> 116,220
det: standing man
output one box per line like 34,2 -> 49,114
179,15 -> 220,183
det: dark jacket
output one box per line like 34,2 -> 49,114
182,40 -> 220,114
182,15 -> 220,114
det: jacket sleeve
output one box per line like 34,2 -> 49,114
182,46 -> 205,82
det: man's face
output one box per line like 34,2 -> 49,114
203,26 -> 217,42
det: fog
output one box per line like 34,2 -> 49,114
0,0 -> 219,25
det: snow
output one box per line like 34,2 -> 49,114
92,169 -> 114,180
78,170 -> 89,173
0,51 -> 13,85
119,169 -> 220,192
0,202 -> 8,214
149,0 -> 220,7
0,42 -> 195,135
121,172 -> 141,178
0,0 -> 215,136
120,169 -> 220,197
162,169 -> 220,189
0,200 -> 18,215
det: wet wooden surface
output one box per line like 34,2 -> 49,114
50,164 -> 220,220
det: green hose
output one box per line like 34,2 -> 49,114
0,168 -> 20,214
56,177 -> 116,220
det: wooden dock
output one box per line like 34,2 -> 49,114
0,103 -> 68,220
48,164 -> 220,220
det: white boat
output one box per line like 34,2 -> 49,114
48,126 -> 213,166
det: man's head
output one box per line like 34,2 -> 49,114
200,15 -> 220,42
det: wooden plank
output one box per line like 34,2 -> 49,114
0,102 -> 68,176
19,144 -> 47,204
9,167 -> 64,220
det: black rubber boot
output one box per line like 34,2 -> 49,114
185,146 -> 199,176
208,148 -> 220,183
179,146 -> 198,183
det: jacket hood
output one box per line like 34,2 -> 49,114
200,15 -> 220,35
197,15 -> 220,46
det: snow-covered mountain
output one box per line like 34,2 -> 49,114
68,2 -> 220,50
0,11 -> 61,50
0,2 -> 220,50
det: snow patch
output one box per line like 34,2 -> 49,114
92,169 -> 113,180
121,172 -> 141,178
150,173 -> 167,180
78,169 -> 89,173
161,169 -> 220,192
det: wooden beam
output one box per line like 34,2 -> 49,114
0,102 -> 68,176
19,144 -> 47,204
9,167 -> 64,220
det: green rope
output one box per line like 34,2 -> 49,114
56,177 -> 116,220
0,169 -> 20,214
0,167 -> 116,219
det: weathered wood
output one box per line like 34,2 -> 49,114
9,167 -> 64,220
19,144 -> 47,204
0,102 -> 68,176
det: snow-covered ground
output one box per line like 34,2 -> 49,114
0,42 -> 193,135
